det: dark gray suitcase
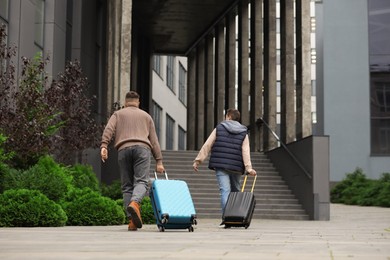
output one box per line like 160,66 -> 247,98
222,175 -> 257,229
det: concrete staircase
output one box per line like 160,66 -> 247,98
150,150 -> 309,220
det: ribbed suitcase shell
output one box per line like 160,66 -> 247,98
222,175 -> 257,229
150,178 -> 197,231
222,192 -> 256,228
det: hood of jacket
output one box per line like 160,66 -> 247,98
220,120 -> 247,134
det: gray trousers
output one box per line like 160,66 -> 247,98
117,145 -> 151,218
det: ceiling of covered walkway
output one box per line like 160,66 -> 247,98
133,0 -> 239,55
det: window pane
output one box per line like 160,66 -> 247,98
0,0 -> 8,20
165,114 -> 174,150
152,101 -> 162,140
369,0 -> 390,155
178,126 -> 186,150
35,0 -> 45,49
179,62 -> 186,105
153,55 -> 161,75
166,56 -> 174,91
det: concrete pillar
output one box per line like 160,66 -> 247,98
280,0 -> 296,143
250,0 -> 263,152
215,23 -> 226,123
296,0 -> 312,139
206,35 -> 215,134
226,13 -> 236,110
187,50 -> 197,150
238,0 -> 250,126
119,0 -> 132,101
263,0 -> 278,150
196,41 -> 206,149
106,0 -> 132,112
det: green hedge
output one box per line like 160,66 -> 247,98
331,168 -> 390,207
0,189 -> 67,227
0,154 -> 157,227
2,155 -> 72,202
67,163 -> 100,192
60,187 -> 125,226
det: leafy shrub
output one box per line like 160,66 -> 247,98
61,187 -> 125,226
0,133 -> 15,193
101,179 -> 122,200
0,134 -> 14,164
104,179 -> 156,224
376,173 -> 390,207
113,197 -> 156,225
0,25 -> 101,168
0,163 -> 18,194
67,164 -> 100,192
2,155 -> 72,202
141,196 -> 156,224
331,168 -> 390,207
0,189 -> 67,227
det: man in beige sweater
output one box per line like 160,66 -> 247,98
100,91 -> 165,231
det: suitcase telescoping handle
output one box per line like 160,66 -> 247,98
241,174 -> 257,193
154,171 -> 168,180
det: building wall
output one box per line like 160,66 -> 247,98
319,0 -> 390,180
152,55 -> 188,150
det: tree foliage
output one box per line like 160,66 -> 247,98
0,24 -> 102,168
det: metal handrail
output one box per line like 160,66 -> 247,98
257,117 -> 312,180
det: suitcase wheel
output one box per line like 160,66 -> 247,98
161,214 -> 169,224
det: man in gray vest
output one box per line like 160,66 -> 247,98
193,108 -> 256,227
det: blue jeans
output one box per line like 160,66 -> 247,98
118,146 -> 151,218
215,169 -> 242,213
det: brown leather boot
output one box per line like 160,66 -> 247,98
127,201 -> 142,228
128,219 -> 137,231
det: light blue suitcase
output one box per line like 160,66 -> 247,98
150,172 -> 197,232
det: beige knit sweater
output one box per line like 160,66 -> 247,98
101,105 -> 163,164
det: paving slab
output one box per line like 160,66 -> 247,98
0,204 -> 389,259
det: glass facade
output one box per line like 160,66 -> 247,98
369,0 -> 390,155
166,56 -> 174,91
152,101 -> 162,141
165,114 -> 174,150
34,0 -> 45,55
178,62 -> 187,105
178,126 -> 186,150
153,55 -> 161,76
0,0 -> 8,21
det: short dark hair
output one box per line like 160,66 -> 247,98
126,91 -> 140,100
226,108 -> 240,121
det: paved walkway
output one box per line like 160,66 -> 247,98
0,204 -> 389,259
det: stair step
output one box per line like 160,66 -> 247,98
150,151 -> 309,221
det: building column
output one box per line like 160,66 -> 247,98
250,0 -> 263,152
215,22 -> 226,123
206,34 -> 215,134
226,12 -> 236,110
119,0 -> 132,100
280,0 -> 296,143
187,50 -> 197,150
106,0 -> 132,111
263,0 -> 278,150
196,41 -> 206,149
238,0 -> 250,126
296,0 -> 312,139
